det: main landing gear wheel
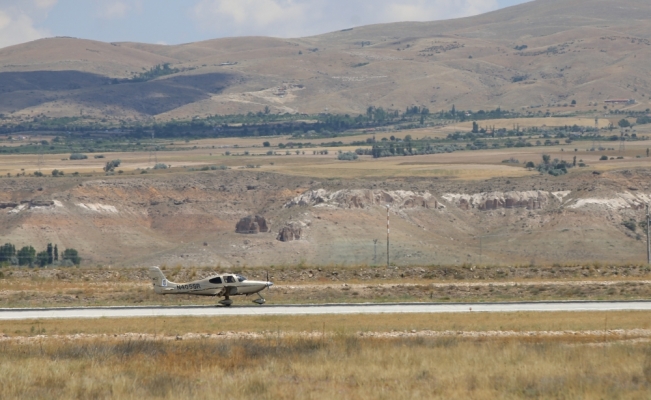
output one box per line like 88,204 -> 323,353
219,297 -> 233,306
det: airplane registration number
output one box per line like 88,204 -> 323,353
177,284 -> 201,290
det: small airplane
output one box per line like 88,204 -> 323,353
148,266 -> 273,306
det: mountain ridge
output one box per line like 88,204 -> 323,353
1,0 -> 650,121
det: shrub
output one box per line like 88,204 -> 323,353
636,116 -> 651,125
600,155 -> 608,161
52,169 -> 62,176
94,155 -> 105,159
153,163 -> 168,170
337,152 -> 359,161
525,161 -> 535,168
69,153 -> 88,160
34,171 -> 43,177
623,220 -> 637,232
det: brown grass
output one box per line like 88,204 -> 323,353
2,332 -> 651,399
3,264 -> 651,308
4,311 -> 651,337
3,312 -> 651,398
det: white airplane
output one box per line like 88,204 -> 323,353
148,266 -> 273,306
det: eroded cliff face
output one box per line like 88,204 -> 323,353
0,169 -> 649,267
284,189 -> 443,210
441,190 -> 651,211
442,191 -> 554,210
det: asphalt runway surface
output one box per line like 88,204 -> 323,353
1,301 -> 651,320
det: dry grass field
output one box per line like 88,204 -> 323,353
2,312 -> 651,399
2,264 -> 651,308
3,311 -> 651,337
447,117 -> 615,132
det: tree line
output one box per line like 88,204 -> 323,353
0,243 -> 81,267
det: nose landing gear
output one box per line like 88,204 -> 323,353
252,293 -> 266,305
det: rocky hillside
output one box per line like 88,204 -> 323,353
0,168 -> 650,267
1,0 -> 651,120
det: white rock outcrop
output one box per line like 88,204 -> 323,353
442,191 -> 551,210
568,192 -> 651,210
284,189 -> 443,210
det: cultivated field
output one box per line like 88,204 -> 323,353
2,128 -> 651,180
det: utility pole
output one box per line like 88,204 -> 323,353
373,239 -> 378,265
386,206 -> 390,268
479,236 -> 482,265
647,204 -> 650,265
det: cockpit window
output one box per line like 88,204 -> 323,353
225,276 -> 235,284
237,275 -> 246,282
209,277 -> 222,284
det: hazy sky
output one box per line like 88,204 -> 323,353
0,0 -> 531,49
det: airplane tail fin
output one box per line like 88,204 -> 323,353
149,266 -> 172,294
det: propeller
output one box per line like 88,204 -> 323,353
266,270 -> 273,298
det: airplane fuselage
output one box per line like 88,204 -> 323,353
149,267 -> 272,304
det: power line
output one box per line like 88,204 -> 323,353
647,204 -> 650,265
386,205 -> 390,267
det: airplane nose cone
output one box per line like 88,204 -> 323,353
267,282 -> 274,287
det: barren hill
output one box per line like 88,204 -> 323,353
1,168 -> 650,267
1,0 -> 651,120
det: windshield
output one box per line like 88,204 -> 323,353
237,275 -> 247,282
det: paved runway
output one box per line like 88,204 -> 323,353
1,301 -> 651,320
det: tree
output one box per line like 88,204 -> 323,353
262,141 -> 270,147
54,244 -> 58,262
47,243 -> 53,264
573,156 -> 577,167
0,243 -> 16,263
571,100 -> 576,105
472,122 -> 479,134
62,248 -> 81,265
17,246 -> 36,266
404,135 -> 412,142
104,160 -> 121,172
541,154 -> 550,165
618,119 -> 631,128
36,251 -> 49,268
